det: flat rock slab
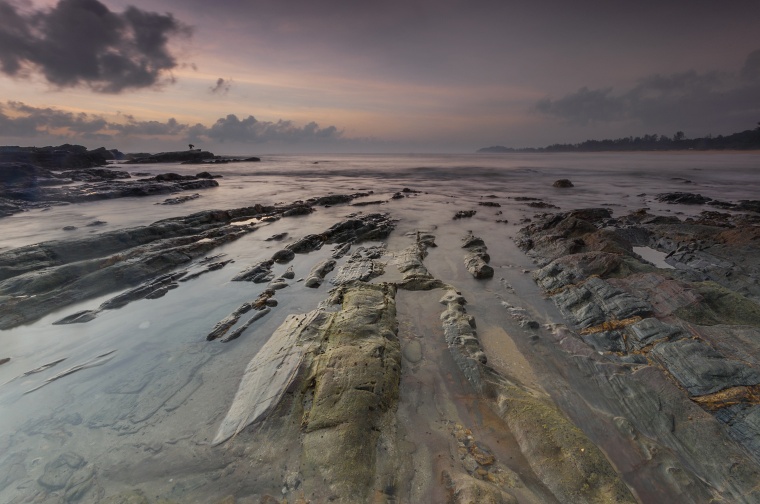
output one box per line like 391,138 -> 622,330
626,317 -> 682,350
652,338 -> 760,396
212,310 -> 327,445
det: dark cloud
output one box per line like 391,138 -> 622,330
0,0 -> 190,93
536,49 -> 760,132
0,102 -> 342,146
204,114 -> 341,143
209,77 -> 232,95
111,116 -> 187,135
0,101 -> 109,137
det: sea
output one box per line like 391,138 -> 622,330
0,152 -> 758,502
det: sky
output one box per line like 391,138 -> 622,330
1,0 -> 759,154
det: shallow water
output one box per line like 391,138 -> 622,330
1,151 -> 759,502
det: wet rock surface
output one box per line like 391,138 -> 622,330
0,198 -> 388,329
518,204 -> 760,497
4,168 -> 760,503
462,233 -> 494,279
0,161 -> 219,216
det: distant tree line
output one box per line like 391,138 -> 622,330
479,123 -> 760,153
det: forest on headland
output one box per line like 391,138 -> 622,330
478,123 -> 760,153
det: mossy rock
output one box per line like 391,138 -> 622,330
675,281 -> 760,326
498,385 -> 636,504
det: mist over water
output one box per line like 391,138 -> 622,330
0,151 -> 758,502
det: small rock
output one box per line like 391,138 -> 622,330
553,179 -> 574,188
272,249 -> 295,263
403,340 -> 423,363
454,210 -> 477,220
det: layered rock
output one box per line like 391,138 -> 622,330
213,283 -> 401,502
518,206 -> 760,497
462,233 -> 494,279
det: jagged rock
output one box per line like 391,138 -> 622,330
332,242 -> 351,259
552,277 -> 652,330
272,248 -> 295,263
221,307 -> 271,343
60,168 -> 131,182
179,259 -> 233,282
207,302 -> 256,341
657,192 -> 712,205
0,209 -> 264,329
462,233 -> 494,279
308,194 -> 355,206
287,234 -> 325,253
282,205 -> 313,217
453,210 -> 476,220
52,310 -> 99,325
323,213 -> 394,243
395,233 -> 444,290
232,260 -> 274,283
330,246 -> 385,285
518,205 -> 760,499
304,259 -> 336,288
99,271 -> 187,310
125,150 -> 215,164
266,232 -> 288,241
159,193 -> 200,205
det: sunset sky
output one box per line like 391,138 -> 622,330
1,0 -> 759,154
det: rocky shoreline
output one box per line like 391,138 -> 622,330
2,174 -> 760,503
0,162 -> 220,217
516,200 -> 760,501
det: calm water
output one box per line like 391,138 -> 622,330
0,152 -> 758,502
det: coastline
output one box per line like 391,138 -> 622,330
1,152 -> 760,503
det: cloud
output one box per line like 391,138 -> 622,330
209,77 -> 232,95
535,49 -> 760,131
203,114 -> 341,143
0,101 -> 342,146
111,116 -> 188,136
0,101 -> 109,137
0,0 -> 190,93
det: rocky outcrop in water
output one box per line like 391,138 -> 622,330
0,162 -> 219,216
0,144 -> 112,168
125,150 -> 215,164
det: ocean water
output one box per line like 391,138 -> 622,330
0,151 -> 758,503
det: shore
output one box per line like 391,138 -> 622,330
1,153 -> 759,503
